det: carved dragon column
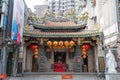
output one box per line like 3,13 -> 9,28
74,38 -> 83,72
38,38 -> 47,72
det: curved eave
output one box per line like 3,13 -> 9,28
23,31 -> 102,38
30,23 -> 87,30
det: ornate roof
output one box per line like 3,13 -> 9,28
32,23 -> 86,30
30,20 -> 87,30
23,30 -> 102,38
45,21 -> 76,26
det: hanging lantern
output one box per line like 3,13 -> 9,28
85,44 -> 91,50
83,55 -> 87,59
47,41 -> 52,47
82,45 -> 86,49
34,45 -> 38,49
29,45 -> 35,50
82,51 -> 86,55
35,49 -> 38,52
34,51 -> 38,55
82,48 -> 86,52
59,41 -> 63,47
34,55 -> 38,58
64,41 -> 69,47
46,48 -> 51,53
69,41 -> 75,47
53,41 -> 58,47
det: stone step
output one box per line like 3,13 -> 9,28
6,73 -> 106,80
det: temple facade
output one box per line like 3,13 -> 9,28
22,19 -> 104,73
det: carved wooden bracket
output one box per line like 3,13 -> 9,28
77,38 -> 84,45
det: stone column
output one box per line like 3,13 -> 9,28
66,50 -> 69,71
23,45 -> 26,72
13,45 -> 20,76
74,45 -> 83,72
38,45 -> 47,72
51,49 -> 54,64
49,48 -> 54,72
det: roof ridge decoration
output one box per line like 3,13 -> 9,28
30,23 -> 86,30
28,20 -> 87,30
23,30 -> 103,38
45,20 -> 76,26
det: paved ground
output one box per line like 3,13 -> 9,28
6,75 -> 104,80
6,73 -> 120,80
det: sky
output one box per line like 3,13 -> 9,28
24,0 -> 46,12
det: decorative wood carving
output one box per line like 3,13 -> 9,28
78,38 -> 84,45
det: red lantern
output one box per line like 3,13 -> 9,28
82,48 -> 86,52
30,45 -> 35,50
85,44 -> 91,50
35,49 -> 38,52
82,51 -> 86,55
34,45 -> 38,49
69,41 -> 75,47
64,41 -> 69,47
82,45 -> 86,49
34,51 -> 38,54
34,55 -> 38,58
59,41 -> 63,47
83,55 -> 87,59
47,41 -> 52,47
53,41 -> 58,47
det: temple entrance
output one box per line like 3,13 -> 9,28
54,52 -> 66,72
32,55 -> 38,72
6,52 -> 13,76
82,56 -> 88,72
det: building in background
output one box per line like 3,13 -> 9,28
0,0 -> 9,77
47,0 -> 75,16
86,0 -> 120,73
24,0 -> 30,24
34,5 -> 48,18
75,0 -> 86,15
0,0 -> 30,77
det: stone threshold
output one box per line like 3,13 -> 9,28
23,72 -> 99,75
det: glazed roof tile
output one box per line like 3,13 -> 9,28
23,30 -> 102,38
45,21 -> 76,26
